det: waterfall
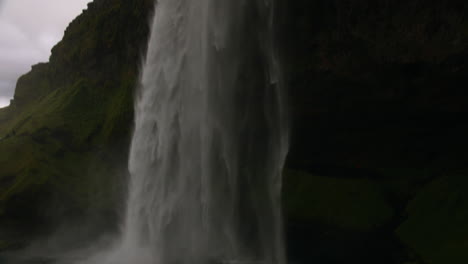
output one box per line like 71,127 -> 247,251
95,0 -> 288,263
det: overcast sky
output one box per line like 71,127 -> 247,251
0,0 -> 91,107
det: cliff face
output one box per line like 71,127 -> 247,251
1,0 -> 468,263
0,0 -> 154,234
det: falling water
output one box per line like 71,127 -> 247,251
99,0 -> 288,263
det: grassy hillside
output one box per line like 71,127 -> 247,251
0,0 -> 154,231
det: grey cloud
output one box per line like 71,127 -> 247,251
0,0 -> 91,107
0,97 -> 10,108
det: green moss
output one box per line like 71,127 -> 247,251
397,173 -> 468,264
0,0 -> 153,228
0,240 -> 22,251
375,167 -> 436,203
283,170 -> 394,231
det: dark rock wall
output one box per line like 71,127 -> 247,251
277,1 -> 468,263
277,0 -> 468,170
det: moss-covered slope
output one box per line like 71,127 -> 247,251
397,173 -> 468,264
0,0 -> 154,230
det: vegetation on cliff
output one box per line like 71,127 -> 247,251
0,0 -> 154,232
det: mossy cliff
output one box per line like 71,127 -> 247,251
0,0 -> 154,233
1,0 -> 468,263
